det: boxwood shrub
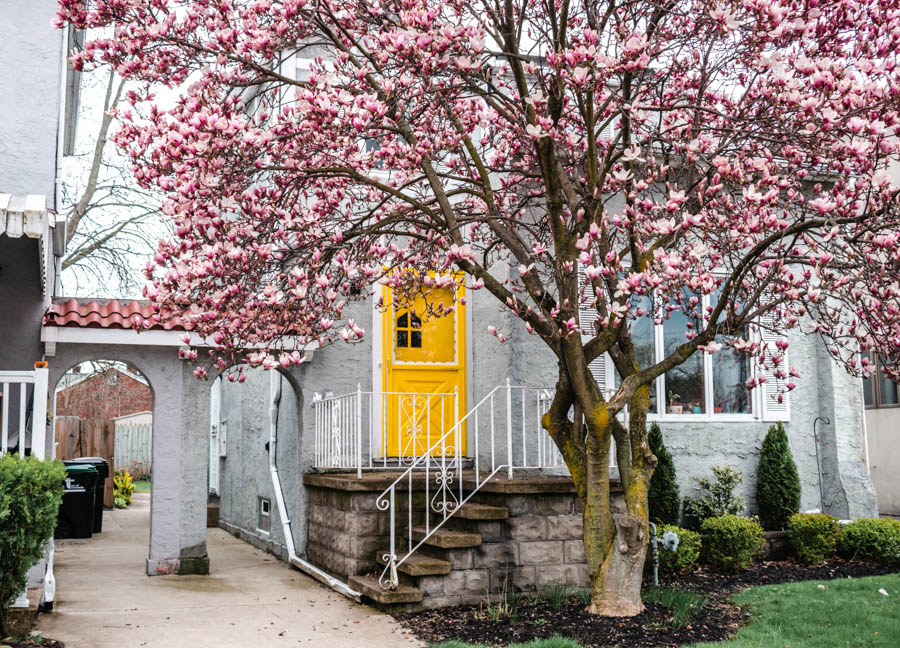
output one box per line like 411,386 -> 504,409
0,455 -> 65,635
787,512 -> 843,564
658,524 -> 701,573
701,515 -> 765,571
840,518 -> 900,565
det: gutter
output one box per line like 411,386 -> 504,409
267,371 -> 361,601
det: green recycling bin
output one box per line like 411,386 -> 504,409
64,458 -> 109,532
54,463 -> 98,539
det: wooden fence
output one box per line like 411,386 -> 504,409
114,422 -> 152,479
54,416 -> 116,508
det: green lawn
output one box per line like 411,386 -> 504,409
133,478 -> 151,493
429,573 -> 900,648
688,573 -> 900,648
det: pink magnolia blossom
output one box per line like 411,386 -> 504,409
54,0 -> 900,605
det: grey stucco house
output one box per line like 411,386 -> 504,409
1,4 -> 883,614
209,276 -> 878,607
201,53 -> 879,608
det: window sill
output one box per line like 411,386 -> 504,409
647,412 -> 757,423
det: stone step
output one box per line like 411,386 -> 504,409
376,551 -> 452,576
454,503 -> 508,520
348,575 -> 423,604
411,526 -> 482,548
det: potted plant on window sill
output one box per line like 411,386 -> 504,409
667,392 -> 683,415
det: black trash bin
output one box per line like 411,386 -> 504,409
54,463 -> 98,539
64,457 -> 109,532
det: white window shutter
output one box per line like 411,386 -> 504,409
578,263 -> 613,397
756,310 -> 790,422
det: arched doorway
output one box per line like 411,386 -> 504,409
54,359 -> 153,533
43,297 -> 213,577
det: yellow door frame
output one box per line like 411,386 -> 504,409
381,281 -> 467,457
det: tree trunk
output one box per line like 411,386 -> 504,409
543,377 -> 654,616
580,419 -> 650,616
585,513 -> 647,615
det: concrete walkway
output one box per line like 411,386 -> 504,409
37,493 -> 421,647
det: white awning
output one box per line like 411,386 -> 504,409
0,193 -> 67,297
0,193 -> 48,238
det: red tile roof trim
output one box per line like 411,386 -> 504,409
44,298 -> 188,331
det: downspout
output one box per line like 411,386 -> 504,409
267,371 -> 360,600
859,377 -> 871,475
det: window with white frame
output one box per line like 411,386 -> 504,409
630,290 -> 752,418
583,275 -> 787,421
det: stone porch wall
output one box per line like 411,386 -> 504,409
303,472 -> 625,607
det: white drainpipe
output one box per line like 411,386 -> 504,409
268,371 -> 361,600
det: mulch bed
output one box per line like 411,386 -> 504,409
394,559 -> 898,647
0,638 -> 65,648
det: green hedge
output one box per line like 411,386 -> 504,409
658,524 -> 701,573
0,455 -> 65,631
701,515 -> 765,571
840,518 -> 900,565
787,513 -> 843,564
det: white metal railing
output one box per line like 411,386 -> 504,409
0,368 -> 49,460
313,387 -> 461,477
373,380 -> 562,590
312,380 -> 620,590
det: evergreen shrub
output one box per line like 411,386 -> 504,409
840,518 -> 900,565
701,514 -> 765,570
756,422 -> 801,530
658,524 -> 701,573
648,422 -> 680,525
683,465 -> 744,529
0,455 -> 65,634
787,513 -> 843,564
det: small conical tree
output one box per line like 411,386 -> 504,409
756,422 -> 801,530
648,422 -> 680,525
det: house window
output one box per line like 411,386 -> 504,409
630,296 -> 657,413
863,353 -> 899,408
662,292 -> 706,415
257,497 -> 271,533
627,289 -> 752,418
396,312 -> 422,349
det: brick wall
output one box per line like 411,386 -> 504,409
56,369 -> 153,420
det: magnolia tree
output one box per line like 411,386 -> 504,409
57,0 -> 900,615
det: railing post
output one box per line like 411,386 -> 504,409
31,367 -> 48,460
356,384 -> 363,479
506,377 -> 513,479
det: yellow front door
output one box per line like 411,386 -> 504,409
382,282 -> 467,458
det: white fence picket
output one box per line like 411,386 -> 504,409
114,422 -> 152,477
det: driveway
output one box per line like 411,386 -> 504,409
36,492 -> 420,647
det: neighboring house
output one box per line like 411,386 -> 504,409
863,355 -> 899,516
0,0 -> 72,611
55,366 -> 152,421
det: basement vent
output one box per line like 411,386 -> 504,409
257,497 -> 271,534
